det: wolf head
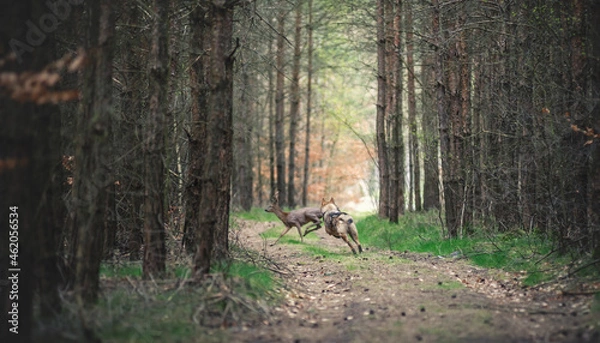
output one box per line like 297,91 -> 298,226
320,197 -> 340,213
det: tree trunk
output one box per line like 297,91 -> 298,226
302,0 -> 314,207
421,48 -> 439,210
115,2 -> 144,262
389,0 -> 403,223
288,0 -> 303,208
0,1 -> 71,335
183,5 -> 209,255
275,7 -> 287,206
72,0 -> 115,305
376,0 -> 390,219
143,0 -> 169,279
268,37 -> 277,201
193,1 -> 237,275
432,0 -> 452,237
457,6 -> 472,234
588,0 -> 600,259
406,0 -> 420,212
234,63 -> 254,211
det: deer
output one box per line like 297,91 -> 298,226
264,191 -> 323,246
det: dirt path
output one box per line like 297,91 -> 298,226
228,219 -> 599,343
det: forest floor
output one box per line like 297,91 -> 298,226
223,219 -> 600,343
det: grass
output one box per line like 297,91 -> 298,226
100,262 -> 192,279
211,260 -> 275,299
355,211 -> 593,286
239,207 -> 598,287
256,220 -> 320,245
62,257 -> 280,342
233,207 -> 274,222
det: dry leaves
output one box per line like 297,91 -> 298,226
0,49 -> 85,104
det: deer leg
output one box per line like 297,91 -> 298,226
295,225 -> 304,243
271,226 -> 293,246
303,221 -> 322,237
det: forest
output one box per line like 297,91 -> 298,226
1,0 -> 600,341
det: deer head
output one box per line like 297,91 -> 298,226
265,191 -> 281,213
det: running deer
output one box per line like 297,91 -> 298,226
264,192 -> 323,246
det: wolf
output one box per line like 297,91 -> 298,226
305,197 -> 363,254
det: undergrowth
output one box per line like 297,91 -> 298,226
38,234 -> 283,343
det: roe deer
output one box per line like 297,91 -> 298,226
264,192 -> 323,246
317,197 -> 362,254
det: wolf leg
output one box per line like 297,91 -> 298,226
340,234 -> 357,254
348,222 -> 363,253
303,222 -> 321,236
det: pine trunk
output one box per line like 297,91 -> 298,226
376,0 -> 390,218
72,0 -> 115,305
288,0 -> 303,208
275,7 -> 287,206
143,0 -> 169,279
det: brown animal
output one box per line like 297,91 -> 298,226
311,197 -> 362,254
264,192 -> 323,246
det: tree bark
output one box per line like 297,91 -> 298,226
72,0 -> 115,305
0,1 -> 70,336
288,0 -> 303,208
183,5 -> 208,255
376,0 -> 390,219
192,1 -> 237,275
268,37 -> 277,201
432,0 -> 452,237
143,0 -> 169,279
406,0 -> 420,212
116,1 -> 144,262
275,6 -> 287,206
588,0 -> 600,258
302,0 -> 314,207
421,53 -> 439,210
389,0 -> 403,223
234,62 -> 254,211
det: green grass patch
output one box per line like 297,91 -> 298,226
258,223 -> 319,245
211,261 -> 276,299
302,245 -> 347,260
100,263 -> 191,280
100,263 -> 143,278
233,207 -> 275,222
356,211 -> 583,286
80,259 -> 280,342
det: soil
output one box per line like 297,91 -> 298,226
226,219 -> 600,343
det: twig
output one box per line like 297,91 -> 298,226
126,276 -> 149,302
566,259 -> 600,278
534,248 -> 559,265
